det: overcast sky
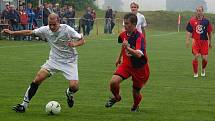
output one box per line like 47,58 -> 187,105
141,0 -> 215,13
205,0 -> 215,13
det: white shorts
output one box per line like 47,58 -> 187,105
41,58 -> 79,81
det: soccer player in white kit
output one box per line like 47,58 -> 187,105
2,13 -> 85,112
130,2 -> 147,36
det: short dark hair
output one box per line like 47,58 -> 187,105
123,13 -> 137,26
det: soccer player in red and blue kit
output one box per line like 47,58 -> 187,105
105,13 -> 150,112
186,6 -> 212,78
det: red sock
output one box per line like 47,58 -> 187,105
133,93 -> 142,107
192,60 -> 198,74
110,82 -> 121,101
202,60 -> 208,70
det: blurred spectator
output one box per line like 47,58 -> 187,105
104,6 -> 113,34
43,3 -> 50,26
19,5 -> 28,40
26,3 -> 35,40
34,6 -> 43,27
26,3 -> 35,30
83,6 -> 93,36
78,17 -> 86,35
91,9 -> 96,30
1,3 -> 10,19
63,6 -> 75,27
111,11 -> 117,33
48,3 -> 54,13
8,5 -> 20,40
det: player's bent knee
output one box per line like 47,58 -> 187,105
110,79 -> 120,86
34,69 -> 50,84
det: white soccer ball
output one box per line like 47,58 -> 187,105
45,101 -> 61,115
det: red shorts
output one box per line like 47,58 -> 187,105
114,63 -> 150,89
192,39 -> 208,55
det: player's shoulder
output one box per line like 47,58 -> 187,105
188,16 -> 197,23
136,30 -> 144,38
119,30 -> 126,37
137,12 -> 145,18
202,17 -> 210,22
60,24 -> 75,31
190,16 -> 196,21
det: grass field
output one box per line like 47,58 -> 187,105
0,31 -> 215,121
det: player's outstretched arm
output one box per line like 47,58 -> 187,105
1,29 -> 33,36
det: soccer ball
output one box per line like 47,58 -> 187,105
45,101 -> 61,115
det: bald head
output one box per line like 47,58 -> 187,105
196,5 -> 204,19
48,13 -> 60,32
48,13 -> 60,22
196,5 -> 204,12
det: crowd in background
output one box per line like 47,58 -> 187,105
0,2 -> 118,40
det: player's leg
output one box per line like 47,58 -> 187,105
192,54 -> 200,77
192,40 -> 200,77
13,69 -> 50,112
65,80 -> 79,107
131,64 -> 150,112
62,60 -> 79,108
201,55 -> 208,77
105,75 -> 123,108
200,40 -> 209,77
105,64 -> 130,108
131,87 -> 142,112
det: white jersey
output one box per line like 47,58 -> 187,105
33,24 -> 82,63
136,12 -> 147,33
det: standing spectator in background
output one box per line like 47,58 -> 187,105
78,17 -> 86,35
63,6 -> 75,27
111,11 -> 117,34
34,6 -> 43,27
47,3 -> 54,14
83,6 -> 93,36
8,5 -> 20,40
104,6 -> 113,34
70,6 -> 76,28
91,9 -> 96,30
186,6 -> 213,78
1,3 -> 10,19
26,3 -> 35,40
130,2 -> 147,36
19,5 -> 28,40
43,3 -> 50,26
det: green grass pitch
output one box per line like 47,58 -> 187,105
0,31 -> 215,121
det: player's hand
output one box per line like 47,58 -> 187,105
115,59 -> 121,67
1,29 -> 13,35
67,41 -> 76,47
209,43 -> 212,49
122,40 -> 128,48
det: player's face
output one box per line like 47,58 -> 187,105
196,7 -> 204,18
124,19 -> 135,32
48,19 -> 60,32
130,4 -> 138,14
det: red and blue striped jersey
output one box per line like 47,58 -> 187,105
118,29 -> 147,68
186,16 -> 212,40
